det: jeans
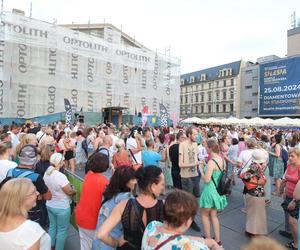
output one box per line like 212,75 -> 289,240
181,175 -> 200,197
47,206 -> 70,250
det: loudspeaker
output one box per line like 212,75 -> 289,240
78,114 -> 84,123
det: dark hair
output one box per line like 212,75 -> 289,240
76,130 -> 83,137
169,134 -> 175,144
261,135 -> 269,143
142,127 -> 151,136
102,166 -> 135,203
232,138 -> 239,145
56,131 -> 65,143
274,134 -> 282,144
87,152 -> 109,173
158,133 -> 165,144
164,189 -> 198,228
186,126 -> 195,137
207,138 -> 220,153
135,166 -> 162,193
176,131 -> 184,140
221,135 -> 228,143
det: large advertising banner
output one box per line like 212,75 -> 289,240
259,56 -> 300,116
0,12 -> 180,119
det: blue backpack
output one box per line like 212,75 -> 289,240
0,168 -> 39,189
281,146 -> 288,162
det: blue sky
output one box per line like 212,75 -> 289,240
4,0 -> 300,73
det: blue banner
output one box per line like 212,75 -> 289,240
259,56 -> 300,116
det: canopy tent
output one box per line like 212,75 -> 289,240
180,116 -> 300,127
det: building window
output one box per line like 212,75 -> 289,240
245,101 -> 252,105
230,103 -> 234,112
201,84 -> 204,90
185,95 -> 188,103
216,104 -> 219,113
231,79 -> 234,86
216,91 -> 219,100
201,105 -> 204,113
230,89 -> 234,99
223,91 -> 226,100
208,92 -> 212,101
223,104 -> 226,112
216,81 -> 219,88
245,85 -> 252,89
252,92 -> 258,96
195,106 -> 198,113
223,80 -> 226,87
208,83 -> 212,89
191,95 -> 193,103
208,105 -> 211,113
180,96 -> 183,104
195,94 -> 198,103
201,93 -> 204,102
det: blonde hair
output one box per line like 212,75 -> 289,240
289,147 -> 300,157
242,236 -> 286,250
0,179 -> 34,222
115,139 -> 125,152
40,143 -> 56,162
15,133 -> 37,156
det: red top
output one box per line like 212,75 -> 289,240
285,164 -> 300,198
75,171 -> 108,230
113,150 -> 132,168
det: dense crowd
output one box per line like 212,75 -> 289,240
0,121 -> 299,250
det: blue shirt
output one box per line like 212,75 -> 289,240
142,150 -> 162,167
92,192 -> 132,250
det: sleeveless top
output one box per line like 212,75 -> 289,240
121,198 -> 164,250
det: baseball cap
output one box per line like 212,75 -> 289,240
19,145 -> 38,166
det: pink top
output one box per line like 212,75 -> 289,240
285,164 -> 300,198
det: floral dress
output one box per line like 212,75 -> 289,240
142,221 -> 209,250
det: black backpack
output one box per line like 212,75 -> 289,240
211,158 -> 232,196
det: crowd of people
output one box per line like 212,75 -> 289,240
0,120 -> 299,250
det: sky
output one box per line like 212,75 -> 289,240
4,0 -> 300,74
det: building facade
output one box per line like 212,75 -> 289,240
180,61 -> 245,119
288,26 -> 300,57
0,11 -> 180,119
239,63 -> 259,118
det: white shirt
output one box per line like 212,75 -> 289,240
0,160 -> 17,182
198,144 -> 208,161
36,130 -> 45,142
126,137 -> 142,164
43,167 -> 70,209
0,220 -> 51,250
227,131 -> 239,140
8,131 -> 19,149
237,149 -> 255,168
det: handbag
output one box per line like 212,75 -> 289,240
129,149 -> 142,171
154,234 -> 181,250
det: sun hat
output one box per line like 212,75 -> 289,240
252,149 -> 268,164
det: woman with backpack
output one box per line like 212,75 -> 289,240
240,149 -> 268,237
198,138 -> 228,246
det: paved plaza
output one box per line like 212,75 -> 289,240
64,177 -> 290,250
